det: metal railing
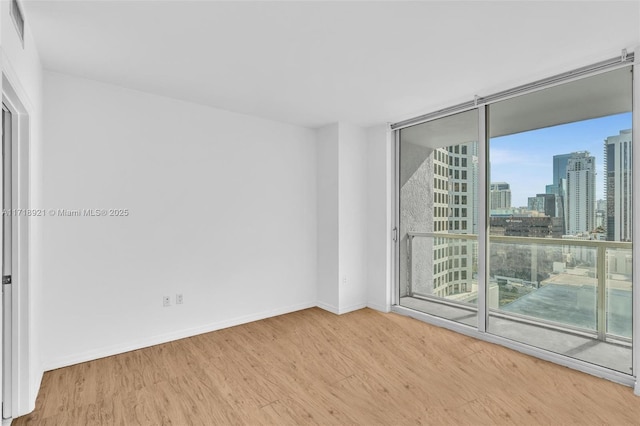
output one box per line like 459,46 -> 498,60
405,231 -> 632,343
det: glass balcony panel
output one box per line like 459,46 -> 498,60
606,247 -> 632,340
401,234 -> 478,327
489,240 -> 597,332
486,238 -> 632,373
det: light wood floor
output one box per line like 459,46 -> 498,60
14,308 -> 640,425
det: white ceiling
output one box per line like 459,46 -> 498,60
23,1 -> 640,128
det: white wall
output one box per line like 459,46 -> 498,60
316,124 -> 339,311
366,124 -> 392,312
1,0 -> 44,415
338,123 -> 368,313
316,122 -> 368,314
42,71 -> 317,369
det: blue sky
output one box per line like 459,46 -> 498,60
490,113 -> 632,207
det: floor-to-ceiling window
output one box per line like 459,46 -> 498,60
398,109 -> 479,327
396,57 -> 634,381
486,67 -> 633,373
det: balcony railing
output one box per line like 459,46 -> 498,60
405,232 -> 632,343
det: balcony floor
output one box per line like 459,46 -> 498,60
400,296 -> 632,373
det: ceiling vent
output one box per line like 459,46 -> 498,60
10,0 -> 25,46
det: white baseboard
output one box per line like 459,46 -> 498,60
316,301 -> 367,315
338,302 -> 367,314
43,301 -> 316,371
366,301 -> 391,313
316,301 -> 340,314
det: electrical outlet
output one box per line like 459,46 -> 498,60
176,294 -> 183,304
163,296 -> 171,307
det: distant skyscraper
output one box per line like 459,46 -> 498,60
527,193 -> 564,220
605,129 -> 632,241
528,195 -> 544,213
490,182 -> 511,210
565,152 -> 596,235
552,153 -> 573,191
595,199 -> 606,229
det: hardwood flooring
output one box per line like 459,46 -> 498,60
13,308 -> 640,425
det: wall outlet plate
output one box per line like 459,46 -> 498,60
163,296 -> 171,307
176,294 -> 183,304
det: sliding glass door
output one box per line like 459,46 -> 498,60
486,67 -> 633,373
398,109 -> 479,327
396,62 -> 634,376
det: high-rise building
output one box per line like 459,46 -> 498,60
431,147 -> 450,296
565,151 -> 596,235
448,143 -> 478,234
490,182 -> 511,210
443,142 -> 478,298
412,142 -> 479,299
595,199 -> 606,229
552,153 -> 573,191
605,129 -> 632,241
553,153 -> 575,187
399,139 -> 479,300
527,193 -> 564,221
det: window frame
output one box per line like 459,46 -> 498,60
391,50 -> 639,391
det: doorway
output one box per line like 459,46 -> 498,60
2,104 -> 13,420
0,74 -> 32,419
1,103 -> 13,419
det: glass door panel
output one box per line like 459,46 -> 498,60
398,109 -> 479,326
487,66 -> 633,374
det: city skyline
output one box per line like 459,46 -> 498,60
490,112 -> 632,207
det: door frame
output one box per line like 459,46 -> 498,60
1,68 -> 32,418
